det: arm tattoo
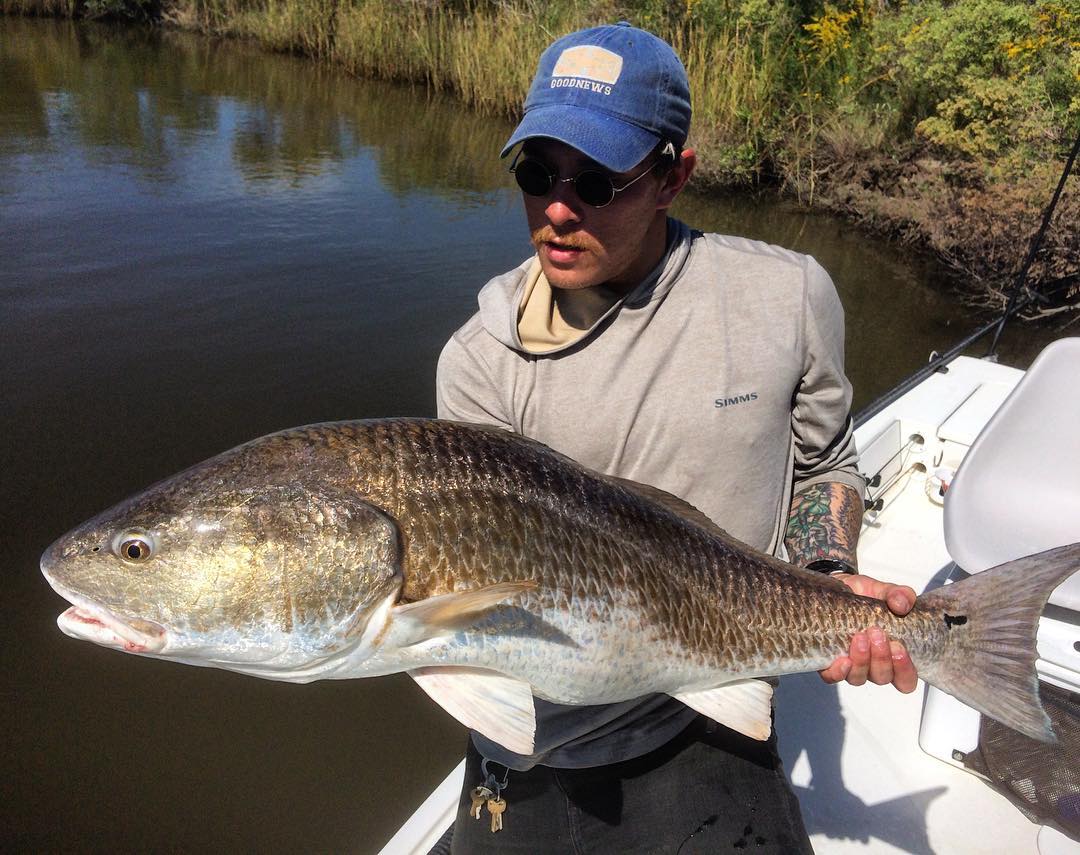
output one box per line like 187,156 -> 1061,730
784,482 -> 863,569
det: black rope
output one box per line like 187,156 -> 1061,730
986,126 -> 1080,357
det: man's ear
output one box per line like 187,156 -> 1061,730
656,148 -> 696,210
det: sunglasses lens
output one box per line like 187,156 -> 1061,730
513,159 -> 554,197
512,157 -> 620,207
574,171 -> 616,207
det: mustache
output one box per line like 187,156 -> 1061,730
530,226 -> 597,253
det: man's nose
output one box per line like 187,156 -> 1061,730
544,186 -> 582,227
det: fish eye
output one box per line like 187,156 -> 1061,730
114,532 -> 155,563
121,540 -> 151,561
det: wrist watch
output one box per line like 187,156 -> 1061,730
805,558 -> 858,576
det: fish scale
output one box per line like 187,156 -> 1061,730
337,423 -> 940,680
40,418 -> 1080,748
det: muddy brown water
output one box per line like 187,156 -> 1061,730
0,16 -> 1064,852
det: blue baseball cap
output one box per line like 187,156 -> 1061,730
501,22 -> 691,173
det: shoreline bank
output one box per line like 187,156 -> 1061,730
4,0 -> 1078,310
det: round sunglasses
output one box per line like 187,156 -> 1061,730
509,153 -> 663,208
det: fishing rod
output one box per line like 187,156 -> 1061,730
853,125 -> 1080,430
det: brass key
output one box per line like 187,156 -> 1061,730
487,796 -> 506,832
469,786 -> 493,820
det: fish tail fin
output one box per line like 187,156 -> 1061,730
917,542 -> 1080,744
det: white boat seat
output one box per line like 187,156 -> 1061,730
944,337 -> 1080,612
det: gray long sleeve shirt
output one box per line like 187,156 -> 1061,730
436,219 -> 864,769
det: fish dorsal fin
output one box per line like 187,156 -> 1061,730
608,475 -> 853,590
604,475 -> 849,594
449,423 -> 732,538
392,581 -> 537,647
603,475 -> 733,538
409,666 -> 536,754
447,423 -> 838,589
673,680 -> 775,741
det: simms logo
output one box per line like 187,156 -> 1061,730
715,392 -> 758,409
551,45 -> 622,96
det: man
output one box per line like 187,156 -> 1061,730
436,22 -> 916,853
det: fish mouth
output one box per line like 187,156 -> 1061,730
46,579 -> 167,654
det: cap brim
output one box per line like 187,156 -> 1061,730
500,105 -> 660,173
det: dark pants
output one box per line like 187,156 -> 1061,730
450,716 -> 812,854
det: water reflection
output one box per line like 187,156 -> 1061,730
0,52 -> 50,149
0,17 -> 514,195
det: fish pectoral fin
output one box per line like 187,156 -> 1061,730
392,581 -> 537,647
673,679 -> 775,741
409,666 -> 536,755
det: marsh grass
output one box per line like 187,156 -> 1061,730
331,1 -> 590,116
671,19 -> 790,182
2,0 -> 77,15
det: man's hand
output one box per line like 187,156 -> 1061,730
818,574 -> 919,693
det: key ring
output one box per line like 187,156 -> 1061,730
480,758 -> 510,798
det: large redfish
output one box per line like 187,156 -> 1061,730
41,419 -> 1078,752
